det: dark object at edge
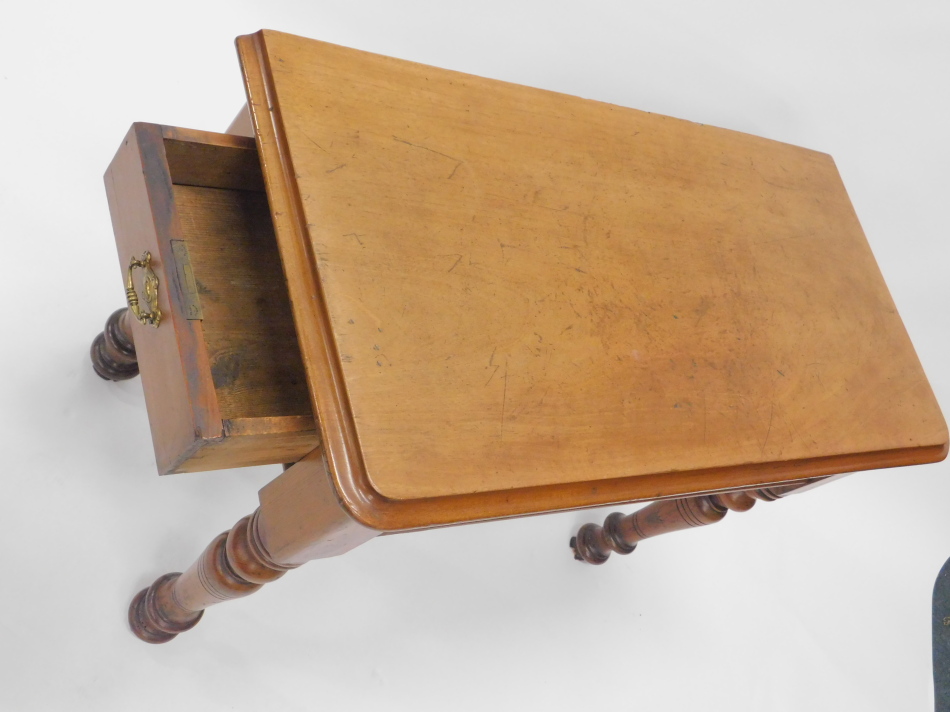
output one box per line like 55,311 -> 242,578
934,556 -> 950,710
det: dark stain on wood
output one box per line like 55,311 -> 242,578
211,352 -> 241,389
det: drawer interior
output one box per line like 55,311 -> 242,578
166,140 -> 311,422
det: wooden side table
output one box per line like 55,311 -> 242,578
92,29 -> 948,643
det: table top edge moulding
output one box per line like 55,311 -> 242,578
235,29 -> 947,531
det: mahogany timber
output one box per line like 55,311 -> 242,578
104,123 -> 318,474
115,30 -> 947,644
129,454 -> 375,642
571,482 -> 810,564
130,510 -> 296,643
256,448 -> 377,565
236,30 -> 947,531
106,123 -> 211,473
90,308 -> 139,380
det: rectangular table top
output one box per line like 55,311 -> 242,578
236,29 -> 946,529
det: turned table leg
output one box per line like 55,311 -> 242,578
570,483 -> 806,564
129,453 -> 378,643
129,509 -> 295,643
90,308 -> 139,381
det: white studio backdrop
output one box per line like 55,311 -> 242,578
0,1 -> 947,710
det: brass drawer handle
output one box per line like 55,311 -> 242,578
126,251 -> 162,328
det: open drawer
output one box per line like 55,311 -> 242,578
104,123 -> 319,474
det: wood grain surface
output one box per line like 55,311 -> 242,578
105,123 -> 318,473
237,30 -> 946,528
175,184 -> 310,420
104,124 -> 220,474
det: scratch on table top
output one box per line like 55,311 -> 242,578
304,133 -> 330,154
392,135 -> 463,179
762,403 -> 775,454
